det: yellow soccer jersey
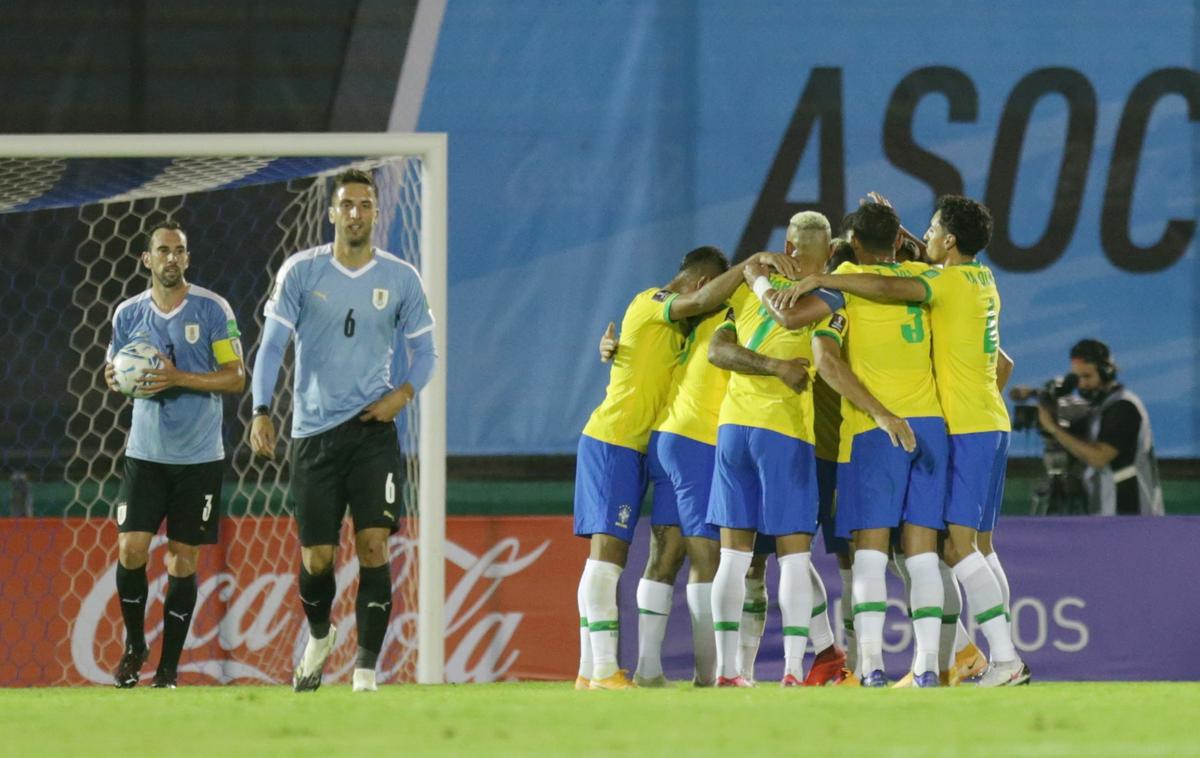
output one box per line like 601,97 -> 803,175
830,260 -> 943,458
916,261 -> 1011,434
583,287 -> 688,452
655,308 -> 731,446
716,280 -> 825,442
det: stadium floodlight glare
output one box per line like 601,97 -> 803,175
0,133 -> 446,686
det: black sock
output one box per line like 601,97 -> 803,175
115,563 -> 148,650
298,566 -> 335,639
355,564 -> 392,669
158,574 -> 197,673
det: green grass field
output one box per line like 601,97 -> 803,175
1,682 -> 1197,757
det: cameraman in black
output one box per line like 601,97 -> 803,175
1037,339 -> 1164,516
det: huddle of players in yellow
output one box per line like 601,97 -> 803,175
573,194 -> 1029,689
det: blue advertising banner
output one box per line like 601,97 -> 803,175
614,516 -> 1200,682
416,1 -> 1199,456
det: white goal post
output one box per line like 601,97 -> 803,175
0,133 -> 447,685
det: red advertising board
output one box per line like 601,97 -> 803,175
0,516 -> 582,686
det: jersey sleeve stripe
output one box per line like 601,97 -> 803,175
812,329 -> 842,345
265,311 -> 296,331
189,285 -> 237,321
915,276 -> 933,304
662,292 -> 679,323
405,321 -> 435,339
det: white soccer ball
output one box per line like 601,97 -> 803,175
112,342 -> 163,398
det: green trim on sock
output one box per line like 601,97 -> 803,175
1004,611 -> 1012,622
843,620 -> 855,632
782,626 -> 810,637
742,600 -> 767,614
588,620 -> 620,632
853,601 -> 888,615
905,607 -> 913,618
941,614 -> 958,624
974,604 -> 1007,624
713,621 -> 740,632
579,616 -> 588,627
637,608 -> 669,616
811,602 -> 827,617
911,606 -> 942,621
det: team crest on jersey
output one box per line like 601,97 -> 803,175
184,323 -> 201,344
372,288 -> 389,310
615,504 -> 632,530
828,314 -> 847,333
116,503 -> 127,525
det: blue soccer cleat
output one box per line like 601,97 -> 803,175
860,669 -> 888,688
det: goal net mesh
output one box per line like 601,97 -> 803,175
0,154 -> 425,685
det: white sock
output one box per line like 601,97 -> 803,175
577,561 -> 594,679
635,579 -> 673,680
938,560 -> 962,672
686,582 -> 716,685
953,551 -> 1016,664
711,548 -> 753,680
738,574 -> 767,680
838,567 -> 856,672
905,552 -> 943,676
985,551 -> 1013,643
807,562 -> 835,653
778,553 -> 813,679
852,549 -> 888,676
584,559 -> 623,680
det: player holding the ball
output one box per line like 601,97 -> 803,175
103,220 -> 245,689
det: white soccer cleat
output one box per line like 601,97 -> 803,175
293,624 -> 337,693
976,658 -> 1031,687
352,668 -> 378,692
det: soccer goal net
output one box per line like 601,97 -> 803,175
0,134 -> 446,686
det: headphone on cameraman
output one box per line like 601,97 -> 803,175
1070,338 -> 1117,382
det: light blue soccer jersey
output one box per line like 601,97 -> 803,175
107,285 -> 243,464
264,244 -> 434,438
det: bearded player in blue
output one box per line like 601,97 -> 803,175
250,169 -> 437,693
104,220 -> 246,689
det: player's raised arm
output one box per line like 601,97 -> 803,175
783,271 -> 927,306
743,258 -> 835,331
667,252 -> 801,322
707,323 -> 809,393
811,332 -> 915,452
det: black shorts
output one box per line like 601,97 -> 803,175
290,416 -> 404,547
117,457 -> 224,545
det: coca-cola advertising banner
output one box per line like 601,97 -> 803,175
0,517 -> 578,686
3,515 -> 1196,685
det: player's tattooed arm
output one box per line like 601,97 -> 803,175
812,335 -> 916,452
668,252 -> 803,322
707,326 -> 810,393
